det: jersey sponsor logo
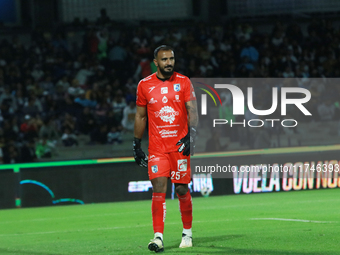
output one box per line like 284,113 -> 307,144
176,74 -> 185,78
159,129 -> 178,138
178,159 -> 187,172
151,165 -> 158,173
149,155 -> 160,162
161,87 -> 168,94
174,83 -> 180,92
157,124 -> 180,128
155,106 -> 179,124
173,95 -> 180,102
148,86 -> 156,93
162,96 -> 168,103
149,98 -> 157,104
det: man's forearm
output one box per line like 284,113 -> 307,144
134,115 -> 147,139
186,101 -> 199,128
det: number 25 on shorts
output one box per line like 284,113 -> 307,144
171,171 -> 181,180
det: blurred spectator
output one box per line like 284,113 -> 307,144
39,118 -> 59,141
3,143 -> 19,163
106,110 -> 123,131
31,64 -> 44,81
96,29 -> 108,60
78,107 -> 96,134
125,88 -> 136,105
23,97 -> 40,117
240,41 -> 259,62
68,79 -> 84,97
97,8 -> 110,25
0,86 -> 17,111
3,119 -> 18,142
90,124 -> 108,144
15,89 -> 26,111
39,75 -> 54,94
56,75 -> 70,94
95,98 -> 111,123
35,136 -> 52,158
134,54 -> 152,80
85,82 -> 102,102
107,126 -> 123,144
125,78 -> 137,91
20,139 -> 38,162
75,63 -> 94,86
109,41 -> 128,72
20,115 -> 39,140
61,128 -> 78,147
75,90 -> 97,108
112,90 -> 127,122
121,101 -> 136,132
60,95 -> 82,117
62,113 -> 77,134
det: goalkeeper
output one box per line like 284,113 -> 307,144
133,45 -> 198,253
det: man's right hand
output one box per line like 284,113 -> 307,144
133,137 -> 148,168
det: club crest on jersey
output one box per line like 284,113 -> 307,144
174,83 -> 180,92
174,95 -> 180,102
178,159 -> 187,172
151,165 -> 158,173
155,106 -> 179,124
161,87 -> 168,94
162,96 -> 168,103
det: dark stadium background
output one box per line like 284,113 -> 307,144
0,0 -> 339,208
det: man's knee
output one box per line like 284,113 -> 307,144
175,184 -> 188,196
151,177 -> 167,193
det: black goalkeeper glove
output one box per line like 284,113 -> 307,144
133,137 -> 148,168
176,127 -> 197,156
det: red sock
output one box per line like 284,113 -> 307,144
152,193 -> 166,234
177,190 -> 192,229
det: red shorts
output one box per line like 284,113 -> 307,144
148,150 -> 191,184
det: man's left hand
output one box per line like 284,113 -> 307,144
176,127 -> 197,156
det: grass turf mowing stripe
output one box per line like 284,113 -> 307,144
250,218 -> 336,224
0,189 -> 339,255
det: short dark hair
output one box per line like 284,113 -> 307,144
153,45 -> 174,59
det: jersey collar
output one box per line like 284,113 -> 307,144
156,72 -> 175,82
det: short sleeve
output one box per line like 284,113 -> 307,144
136,81 -> 147,107
184,78 -> 196,102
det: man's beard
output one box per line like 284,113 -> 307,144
159,65 -> 174,77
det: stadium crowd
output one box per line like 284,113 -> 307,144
0,13 -> 340,162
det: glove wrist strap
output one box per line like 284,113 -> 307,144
133,137 -> 142,149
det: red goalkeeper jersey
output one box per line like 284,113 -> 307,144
136,72 -> 196,153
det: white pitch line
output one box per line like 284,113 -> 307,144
250,218 -> 336,224
0,219 -> 233,237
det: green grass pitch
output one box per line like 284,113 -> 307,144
0,189 -> 339,255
